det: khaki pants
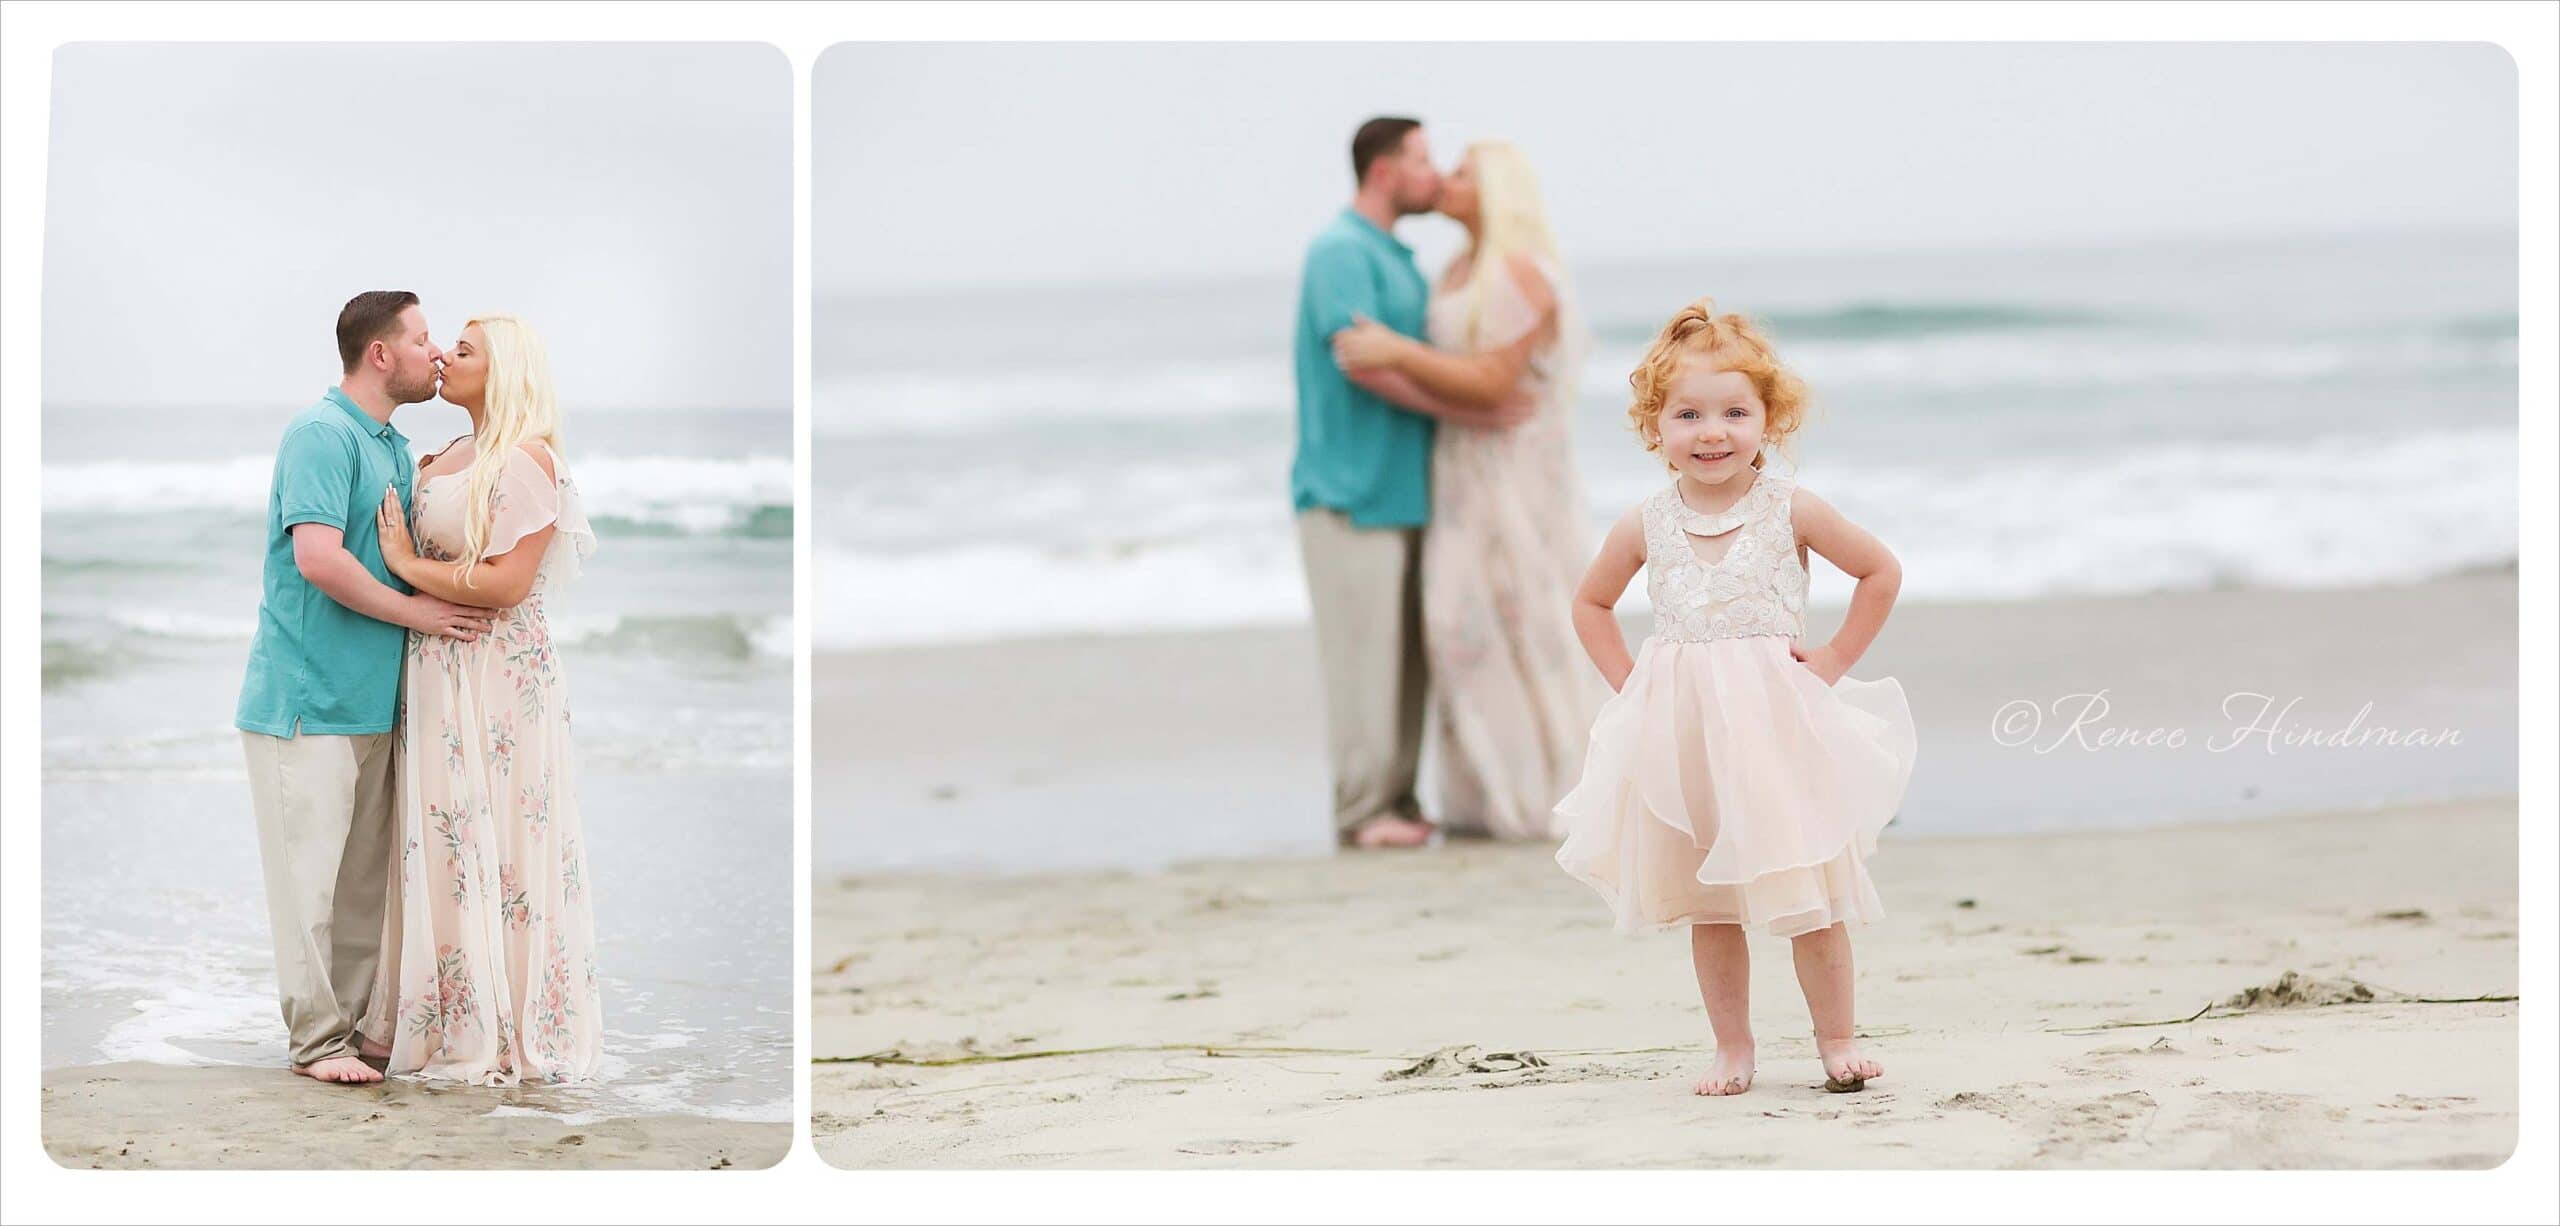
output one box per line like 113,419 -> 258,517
1295,507 -> 1430,840
240,729 -> 396,1067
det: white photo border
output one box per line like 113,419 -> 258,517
3,3 -> 2551,1224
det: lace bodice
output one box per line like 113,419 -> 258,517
1640,471 -> 1809,644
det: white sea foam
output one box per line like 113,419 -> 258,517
813,426 -> 2518,649
48,934 -> 280,1068
817,537 -> 1319,648
53,938 -> 789,1122
43,452 -> 792,534
98,609 -> 255,640
815,330 -> 2516,438
84,607 -> 791,661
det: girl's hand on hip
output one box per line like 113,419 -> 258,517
1791,640 -> 1849,686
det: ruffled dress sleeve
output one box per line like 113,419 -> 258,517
1476,253 -> 1584,395
1470,254 -> 1553,352
486,442 -> 598,586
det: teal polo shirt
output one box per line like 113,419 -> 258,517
1290,207 -> 1435,529
236,388 -> 417,737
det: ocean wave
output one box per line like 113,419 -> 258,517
50,932 -> 791,1121
80,610 -> 251,641
42,639 -> 138,690
813,426 -> 2518,649
817,327 -> 2516,439
817,357 -> 1289,437
552,612 -> 794,661
816,537 -> 1318,648
56,607 -> 789,662
1719,330 -> 2517,397
43,453 -> 792,536
1596,300 -> 2122,343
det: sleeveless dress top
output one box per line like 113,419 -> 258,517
1553,470 -> 1918,938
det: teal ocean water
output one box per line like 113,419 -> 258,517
815,227 -> 2517,647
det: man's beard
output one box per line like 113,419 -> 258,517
389,372 -> 440,404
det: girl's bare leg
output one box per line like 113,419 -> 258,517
1690,922 -> 1755,1095
1791,922 -> 1883,1086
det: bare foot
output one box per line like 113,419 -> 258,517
1349,816 -> 1434,849
1691,1043 -> 1755,1096
357,1036 -> 392,1060
1815,1036 -> 1882,1092
293,1054 -> 384,1085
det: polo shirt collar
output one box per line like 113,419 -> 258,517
324,386 -> 406,442
1341,206 -> 1415,258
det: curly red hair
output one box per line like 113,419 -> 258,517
1626,297 -> 1809,472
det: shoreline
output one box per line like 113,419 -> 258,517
829,781 -> 2521,889
42,1063 -> 791,1171
816,571 -> 2518,875
40,764 -> 796,1154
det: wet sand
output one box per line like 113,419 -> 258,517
42,1063 -> 790,1170
817,571 -> 2519,874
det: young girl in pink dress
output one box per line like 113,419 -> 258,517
1554,298 -> 1917,1097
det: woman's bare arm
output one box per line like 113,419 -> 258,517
1334,253 -> 1557,407
1347,364 -> 1536,429
376,446 -> 561,611
290,522 -> 496,640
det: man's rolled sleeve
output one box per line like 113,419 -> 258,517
1303,241 -> 1382,341
274,421 -> 356,532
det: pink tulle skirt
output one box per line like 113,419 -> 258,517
1554,634 -> 1917,938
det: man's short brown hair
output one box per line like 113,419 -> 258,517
336,291 -> 420,372
1351,116 -> 1422,185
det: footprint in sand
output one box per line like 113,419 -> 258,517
2086,1037 -> 2181,1059
1942,1086 -> 2164,1163
2031,1090 -> 2160,1161
2383,1094 -> 2476,1111
1175,1139 -> 1293,1156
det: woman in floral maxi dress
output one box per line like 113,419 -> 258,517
1330,140 -> 1607,841
355,313 -> 602,1085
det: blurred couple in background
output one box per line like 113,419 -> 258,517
1290,116 -> 1606,850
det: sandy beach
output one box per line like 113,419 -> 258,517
42,1063 -> 790,1170
812,573 -> 2519,1168
813,799 -> 2517,1169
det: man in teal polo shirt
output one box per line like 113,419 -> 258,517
236,291 -> 495,1085
1287,116 -> 1457,850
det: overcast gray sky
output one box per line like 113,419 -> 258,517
817,41 -> 2516,296
45,42 -> 789,411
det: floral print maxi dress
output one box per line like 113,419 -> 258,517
1420,253 -> 1611,840
357,437 -> 601,1085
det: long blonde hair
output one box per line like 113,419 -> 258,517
1458,140 -> 1563,345
456,313 -> 562,588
